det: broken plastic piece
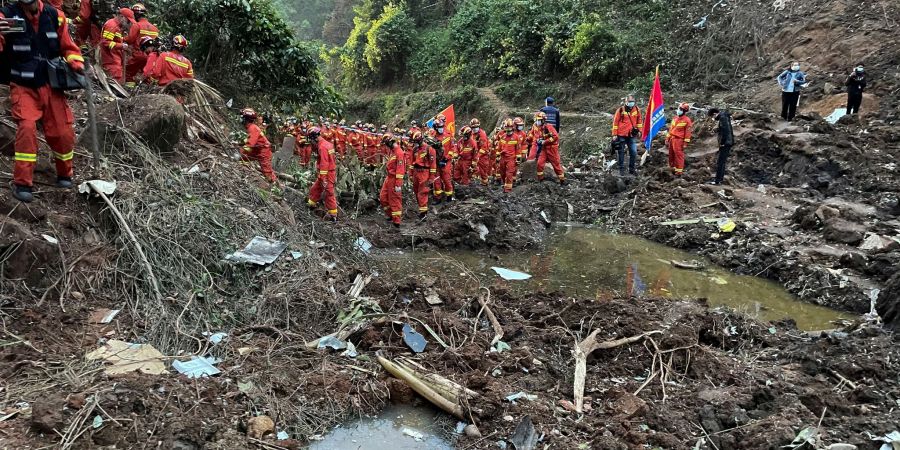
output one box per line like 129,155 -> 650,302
508,415 -> 539,450
276,431 -> 289,440
505,392 -> 538,403
41,234 -> 59,245
492,341 -> 511,353
78,180 -> 117,196
88,309 -> 121,324
92,415 -> 103,429
204,332 -> 228,345
226,236 -> 287,265
401,427 -> 425,441
354,237 -> 373,254
402,323 -> 427,353
172,356 -> 221,378
492,267 -> 532,281
317,336 -> 348,351
85,340 -> 167,375
717,217 -> 736,233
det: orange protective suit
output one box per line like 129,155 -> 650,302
666,115 -> 693,175
125,17 -> 158,82
365,133 -> 380,166
411,142 -> 437,215
530,124 -> 564,182
0,1 -> 84,189
74,0 -> 99,46
454,135 -> 477,185
379,143 -> 406,225
432,130 -> 455,201
100,10 -> 133,81
147,50 -> 193,86
473,127 -> 492,184
307,138 -> 338,218
241,122 -> 276,182
497,132 -> 520,192
612,106 -> 643,138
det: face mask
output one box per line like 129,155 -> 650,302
535,120 -> 542,126
855,67 -> 864,73
473,127 -> 480,132
791,65 -> 800,71
437,127 -> 444,134
676,110 -> 684,116
626,102 -> 635,108
517,125 -> 524,131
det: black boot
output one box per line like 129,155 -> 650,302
12,184 -> 33,203
56,177 -> 73,188
445,195 -> 453,203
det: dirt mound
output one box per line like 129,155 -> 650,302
92,94 -> 186,154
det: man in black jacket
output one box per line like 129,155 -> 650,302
845,64 -> 866,115
707,108 -> 734,185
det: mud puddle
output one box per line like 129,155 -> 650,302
381,226 -> 853,330
311,403 -> 454,449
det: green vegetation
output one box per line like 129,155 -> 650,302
157,0 -> 342,112
328,0 -> 671,89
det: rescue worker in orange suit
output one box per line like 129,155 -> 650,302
497,120 -> 521,193
530,112 -> 565,184
454,126 -> 477,186
0,0 -> 85,202
379,134 -> 406,228
146,35 -> 193,86
100,8 -> 133,81
409,120 -> 421,136
348,121 -> 364,161
665,103 -> 693,176
74,0 -> 99,46
306,126 -> 338,221
512,117 -> 528,161
239,108 -> 276,182
470,119 -> 491,185
294,122 -> 312,165
333,119 -> 347,157
431,115 -> 456,203
124,3 -> 157,85
364,124 -> 380,166
139,36 -> 159,79
612,95 -> 643,176
411,131 -> 437,221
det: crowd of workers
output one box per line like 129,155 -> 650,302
238,105 -> 566,226
0,0 -> 193,203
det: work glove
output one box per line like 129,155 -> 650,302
69,60 -> 85,73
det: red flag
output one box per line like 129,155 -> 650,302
641,66 -> 665,150
427,104 -> 456,135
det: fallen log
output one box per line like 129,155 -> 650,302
377,355 -> 465,419
477,289 -> 504,347
573,329 -> 662,413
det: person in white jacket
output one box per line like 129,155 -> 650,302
777,62 -> 808,121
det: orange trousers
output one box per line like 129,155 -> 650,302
499,156 -> 517,192
477,153 -> 492,185
295,143 -> 312,166
126,52 -> 148,83
433,163 -> 453,199
10,84 -> 75,187
536,145 -> 565,181
667,139 -> 685,175
379,177 -> 403,224
307,171 -> 337,217
453,157 -> 474,185
241,147 -> 276,181
412,169 -> 432,213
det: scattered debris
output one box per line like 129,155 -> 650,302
402,323 -> 427,353
204,331 -> 228,345
354,237 -> 373,254
424,288 -> 443,305
573,330 -> 661,413
225,236 -> 287,265
92,415 -> 103,429
77,179 -> 117,196
172,356 -> 221,378
247,415 -> 275,439
870,430 -> 900,450
717,217 -> 736,233
276,431 -> 290,440
508,415 -> 539,450
492,341 -> 512,353
317,336 -> 348,351
377,355 -> 466,419
41,234 -> 59,245
88,309 -> 121,324
505,392 -> 538,404
401,427 -> 425,441
85,340 -> 167,375
785,427 -> 821,449
659,217 -> 720,226
492,267 -> 532,281
670,260 -> 705,270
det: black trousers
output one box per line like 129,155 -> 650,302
715,145 -> 731,184
847,93 -> 863,114
781,91 -> 800,120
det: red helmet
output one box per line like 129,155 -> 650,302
131,3 -> 147,16
381,133 -> 396,146
679,102 -> 691,112
172,35 -> 188,51
138,36 -> 155,50
502,119 -> 514,130
469,118 -> 480,128
432,118 -> 445,128
411,131 -> 423,142
240,108 -> 257,121
460,126 -> 472,136
534,111 -> 547,121
307,126 -> 322,138
513,117 -> 524,127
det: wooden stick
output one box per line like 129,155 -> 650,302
573,330 -> 662,413
827,369 -> 858,390
477,289 -> 503,347
91,185 -> 163,304
377,355 -> 465,419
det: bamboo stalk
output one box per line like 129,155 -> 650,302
377,355 -> 465,419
